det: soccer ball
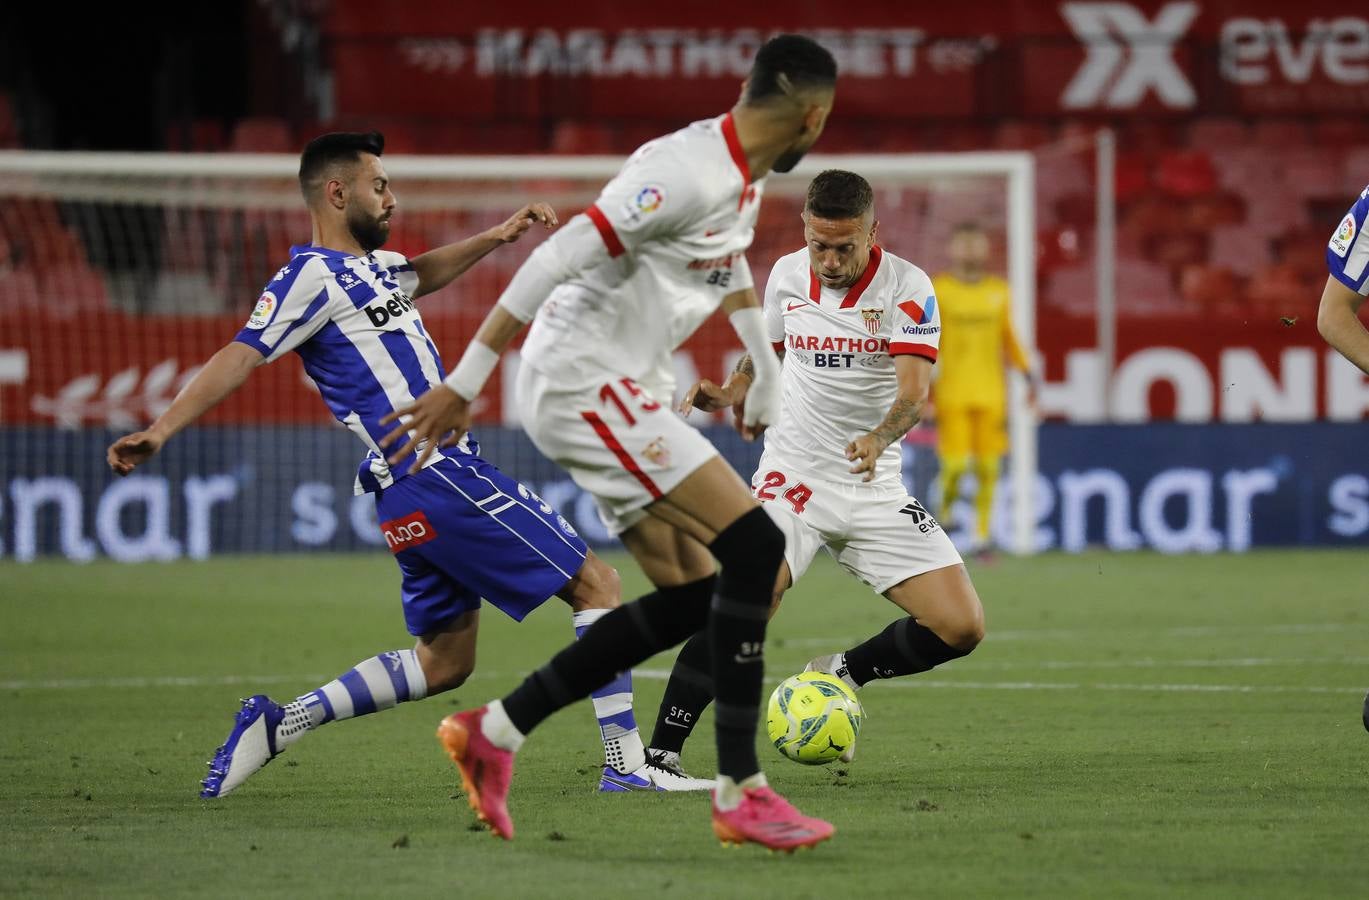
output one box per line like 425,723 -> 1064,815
766,672 -> 863,765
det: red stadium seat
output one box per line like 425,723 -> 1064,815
1246,262 -> 1311,315
1252,120 -> 1310,148
1185,191 -> 1245,230
1187,118 -> 1249,151
550,121 -> 616,155
1156,150 -> 1217,199
1119,120 -> 1182,156
0,265 -> 39,311
166,118 -> 226,152
0,91 -> 18,147
1214,147 -> 1280,192
1280,148 -> 1341,201
993,120 -> 1052,150
230,117 -> 293,153
424,122 -> 543,154
1113,152 -> 1152,203
1208,225 -> 1270,272
1178,263 -> 1241,312
1313,118 -> 1369,147
939,124 -> 992,152
39,266 -> 110,318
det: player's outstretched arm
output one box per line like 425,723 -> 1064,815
847,355 -> 932,483
409,203 -> 558,299
106,341 -> 263,475
1317,275 -> 1369,375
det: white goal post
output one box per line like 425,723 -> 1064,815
0,149 -> 1037,556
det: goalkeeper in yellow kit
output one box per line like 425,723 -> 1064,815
932,222 -> 1035,552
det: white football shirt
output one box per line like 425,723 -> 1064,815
760,245 -> 941,491
520,113 -> 762,395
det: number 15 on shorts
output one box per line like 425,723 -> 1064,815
755,470 -> 812,514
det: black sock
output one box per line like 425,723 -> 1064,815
501,577 -> 714,736
648,630 -> 712,755
843,617 -> 971,686
707,507 -> 784,781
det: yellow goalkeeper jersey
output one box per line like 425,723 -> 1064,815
931,272 -> 1030,411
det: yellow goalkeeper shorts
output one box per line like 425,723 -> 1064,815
937,407 -> 1007,460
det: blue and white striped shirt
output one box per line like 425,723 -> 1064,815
1328,185 -> 1369,296
234,244 -> 476,494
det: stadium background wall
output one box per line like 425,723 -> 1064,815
1,423 -> 1364,562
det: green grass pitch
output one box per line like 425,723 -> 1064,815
2,550 -> 1367,897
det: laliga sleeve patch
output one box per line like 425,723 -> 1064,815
620,184 -> 666,224
245,291 -> 277,329
1329,214 -> 1356,259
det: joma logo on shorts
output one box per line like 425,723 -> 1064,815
380,511 -> 437,552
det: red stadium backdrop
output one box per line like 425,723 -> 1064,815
326,0 -> 1369,122
5,307 -> 1367,429
4,0 -> 1368,429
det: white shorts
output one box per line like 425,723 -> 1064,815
517,363 -> 720,536
750,461 -> 963,594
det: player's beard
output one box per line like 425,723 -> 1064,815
348,209 -> 391,253
771,146 -> 807,174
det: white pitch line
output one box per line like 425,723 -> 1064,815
3,666 -> 1363,698
0,673 -> 329,691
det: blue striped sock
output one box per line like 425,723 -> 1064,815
277,649 -> 428,747
574,609 -> 644,773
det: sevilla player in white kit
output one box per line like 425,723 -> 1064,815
383,35 -> 840,850
645,170 -> 986,768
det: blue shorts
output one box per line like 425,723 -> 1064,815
373,455 -> 589,636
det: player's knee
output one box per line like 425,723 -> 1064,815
710,507 -> 785,599
423,656 -> 476,693
941,607 -> 985,652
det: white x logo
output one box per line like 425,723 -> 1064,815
1061,2 -> 1199,109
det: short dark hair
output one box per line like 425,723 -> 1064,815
805,170 -> 874,221
745,34 -> 837,103
298,131 -> 385,201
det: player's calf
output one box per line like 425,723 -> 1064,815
558,552 -> 659,788
706,507 -> 786,801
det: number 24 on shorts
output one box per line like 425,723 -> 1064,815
756,471 -> 812,514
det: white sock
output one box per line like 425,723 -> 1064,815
573,608 -> 645,773
480,700 -> 525,752
714,771 -> 768,811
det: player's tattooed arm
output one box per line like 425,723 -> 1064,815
847,355 -> 933,482
871,393 -> 927,447
679,347 -> 785,421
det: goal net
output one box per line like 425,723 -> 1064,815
0,150 -> 1036,561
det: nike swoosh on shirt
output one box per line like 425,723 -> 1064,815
785,301 -> 805,312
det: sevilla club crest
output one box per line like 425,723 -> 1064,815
860,307 -> 882,335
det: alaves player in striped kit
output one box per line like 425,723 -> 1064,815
105,132 -> 697,797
